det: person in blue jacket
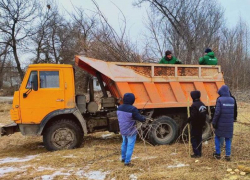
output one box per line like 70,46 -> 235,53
117,93 -> 146,166
212,85 -> 235,161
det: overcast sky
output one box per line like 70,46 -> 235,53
59,0 -> 250,35
58,0 -> 148,40
218,0 -> 250,27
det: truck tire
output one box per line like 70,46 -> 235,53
182,116 -> 212,141
43,119 -> 83,151
149,116 -> 178,145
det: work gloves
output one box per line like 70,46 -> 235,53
145,118 -> 153,123
141,118 -> 153,128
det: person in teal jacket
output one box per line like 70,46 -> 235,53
199,48 -> 218,65
159,50 -> 182,64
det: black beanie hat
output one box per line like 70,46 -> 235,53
205,48 -> 212,53
165,50 -> 172,56
190,91 -> 201,100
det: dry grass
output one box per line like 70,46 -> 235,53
0,103 -> 12,125
0,102 -> 250,180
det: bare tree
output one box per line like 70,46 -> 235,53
68,0 -> 142,93
136,0 -> 224,63
218,21 -> 250,91
86,0 -> 141,63
0,40 -> 11,89
0,0 -> 38,80
69,7 -> 99,93
30,2 -> 68,64
31,4 -> 52,64
70,7 -> 97,57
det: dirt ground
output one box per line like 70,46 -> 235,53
0,102 -> 250,180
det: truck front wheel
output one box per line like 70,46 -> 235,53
149,116 -> 178,145
43,119 -> 83,151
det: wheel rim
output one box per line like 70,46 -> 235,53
51,128 -> 75,149
155,123 -> 173,141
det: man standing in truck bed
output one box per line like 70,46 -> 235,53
117,93 -> 146,166
199,48 -> 218,65
159,50 -> 182,64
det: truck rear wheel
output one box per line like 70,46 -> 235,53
182,116 -> 212,141
149,116 -> 178,145
43,119 -> 83,151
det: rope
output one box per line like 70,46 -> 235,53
207,95 -> 211,119
136,119 -> 154,177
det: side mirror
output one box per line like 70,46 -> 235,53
31,74 -> 38,91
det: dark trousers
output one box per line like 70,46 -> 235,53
191,128 -> 202,156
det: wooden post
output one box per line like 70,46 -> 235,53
187,97 -> 191,156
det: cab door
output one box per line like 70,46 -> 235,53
20,69 -> 65,124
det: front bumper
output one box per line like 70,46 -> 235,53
0,122 -> 19,137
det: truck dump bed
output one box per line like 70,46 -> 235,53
75,56 -> 224,109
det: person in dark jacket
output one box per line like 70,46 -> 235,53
159,50 -> 182,64
212,85 -> 235,161
199,48 -> 218,65
187,91 -> 207,158
117,93 -> 146,166
211,91 -> 238,148
211,91 -> 238,122
230,91 -> 238,122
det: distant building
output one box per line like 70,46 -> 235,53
2,66 -> 20,89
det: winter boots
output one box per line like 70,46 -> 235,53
191,154 -> 201,158
213,152 -> 221,159
225,156 -> 231,161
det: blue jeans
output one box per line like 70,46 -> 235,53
121,134 -> 137,164
215,135 -> 232,156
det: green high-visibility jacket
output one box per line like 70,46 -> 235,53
199,52 -> 218,65
159,56 -> 182,64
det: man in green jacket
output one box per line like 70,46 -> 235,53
199,48 -> 218,65
159,50 -> 182,64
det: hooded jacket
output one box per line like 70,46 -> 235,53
159,56 -> 182,64
212,92 -> 238,121
230,93 -> 238,121
212,85 -> 235,138
117,93 -> 145,136
188,91 -> 207,134
199,52 -> 218,65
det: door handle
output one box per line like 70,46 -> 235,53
56,99 -> 64,102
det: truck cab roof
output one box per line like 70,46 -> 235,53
28,64 -> 73,68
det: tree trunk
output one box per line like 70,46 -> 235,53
0,44 -> 9,89
0,71 -> 3,89
186,45 -> 194,64
12,43 -> 24,80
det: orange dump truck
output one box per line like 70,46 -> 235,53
0,56 -> 224,151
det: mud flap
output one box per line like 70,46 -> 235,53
0,123 -> 19,137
